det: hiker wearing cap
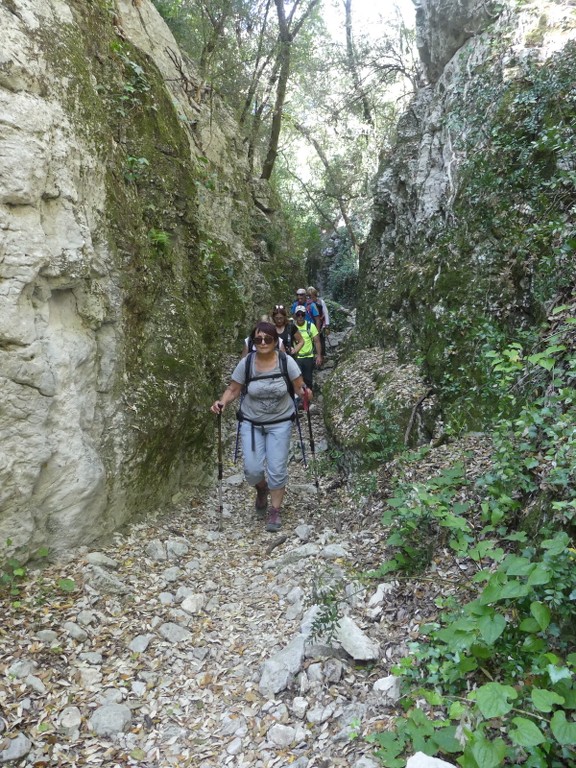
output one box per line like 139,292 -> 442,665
307,286 -> 330,357
290,288 -> 320,329
292,306 -> 322,390
210,321 -> 311,533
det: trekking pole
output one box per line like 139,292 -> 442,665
293,405 -> 307,468
234,391 -> 246,463
233,420 -> 240,463
303,390 -> 320,499
217,405 -> 224,530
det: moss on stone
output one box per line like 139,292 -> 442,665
358,35 -> 576,433
35,4 -> 295,524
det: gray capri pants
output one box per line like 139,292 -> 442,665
240,420 -> 293,489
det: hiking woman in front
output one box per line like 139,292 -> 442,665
210,321 -> 311,533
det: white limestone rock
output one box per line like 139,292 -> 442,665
88,704 -> 132,737
267,723 -> 296,748
336,616 -> 380,661
259,636 -> 306,697
59,706 -> 82,737
352,758 -> 380,768
0,733 -> 32,763
406,752 -> 458,768
181,593 -> 207,614
158,622 -> 192,643
83,565 -> 130,595
373,675 -> 402,704
86,552 -> 118,569
128,634 -> 155,653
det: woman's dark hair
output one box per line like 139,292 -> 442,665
272,305 -> 287,318
253,321 -> 278,341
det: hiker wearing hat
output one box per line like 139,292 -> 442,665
290,288 -> 320,329
210,321 -> 311,533
292,306 -> 322,390
306,286 -> 330,357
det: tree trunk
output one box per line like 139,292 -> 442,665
260,38 -> 291,180
260,0 -> 320,181
344,0 -> 373,127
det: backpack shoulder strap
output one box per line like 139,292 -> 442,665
244,351 -> 255,391
278,350 -> 295,399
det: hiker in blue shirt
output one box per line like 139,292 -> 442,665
290,288 -> 320,329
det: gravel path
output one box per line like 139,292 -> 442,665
0,375 -> 401,768
1,326 -> 493,768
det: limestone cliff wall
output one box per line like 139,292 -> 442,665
358,0 -> 576,425
0,0 -> 299,558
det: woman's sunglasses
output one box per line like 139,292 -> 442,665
274,305 -> 285,310
254,334 -> 275,345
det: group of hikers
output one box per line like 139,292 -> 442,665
210,287 -> 330,533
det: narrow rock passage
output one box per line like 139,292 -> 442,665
1,349 -> 404,768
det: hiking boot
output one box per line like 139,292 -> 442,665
265,507 -> 282,533
255,483 -> 268,516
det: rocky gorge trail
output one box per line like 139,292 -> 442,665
0,335 -> 492,768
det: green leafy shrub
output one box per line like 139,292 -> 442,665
372,463 -> 471,574
1,543 -> 76,607
367,302 -> 576,766
361,407 -> 403,467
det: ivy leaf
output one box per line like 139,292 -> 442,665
420,689 -> 444,706
547,665 -> 572,684
519,617 -> 541,634
367,730 -> 405,767
541,533 -> 569,555
527,564 -> 552,586
449,700 -> 466,720
432,725 -> 462,753
531,688 -> 565,713
478,612 -> 506,644
530,601 -> 551,631
509,716 -> 546,747
471,682 -> 518,718
440,514 -> 469,531
503,554 -> 534,576
550,710 -> 576,745
498,579 -> 531,600
36,546 -> 50,558
468,735 -> 508,768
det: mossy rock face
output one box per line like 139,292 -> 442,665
358,12 -> 576,432
322,348 -> 439,468
28,2 -> 300,534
